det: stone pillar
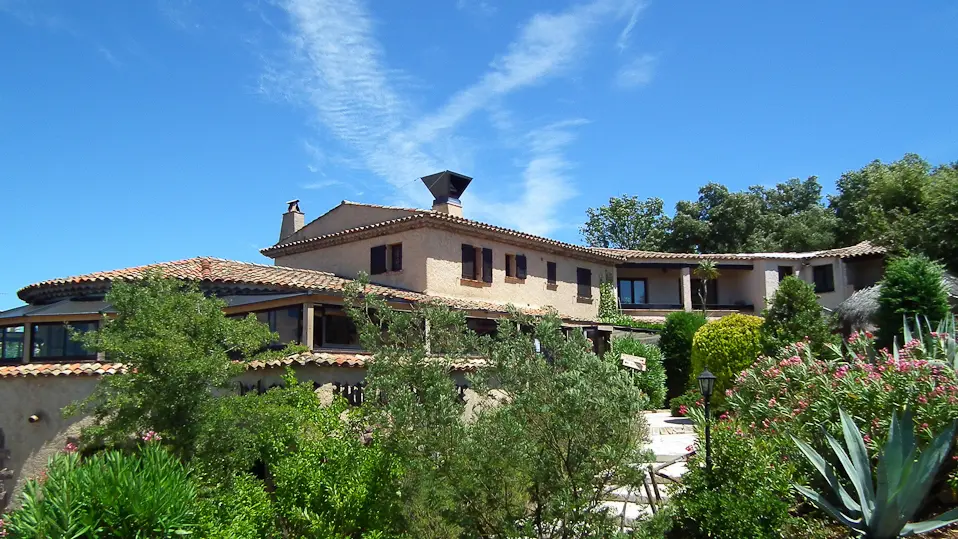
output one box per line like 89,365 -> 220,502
680,267 -> 692,312
21,323 -> 31,364
301,303 -> 315,348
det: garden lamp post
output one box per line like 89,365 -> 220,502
697,369 -> 717,474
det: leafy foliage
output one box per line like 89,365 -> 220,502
599,313 -> 664,331
343,275 -> 653,537
670,416 -> 797,539
792,409 -> 958,538
690,314 -> 763,403
761,276 -> 837,356
659,311 -> 706,400
693,260 -> 719,316
5,443 -> 198,538
581,194 -> 669,250
609,337 -> 667,409
598,279 -> 618,319
877,256 -> 950,348
67,273 -> 275,456
196,473 -> 279,539
669,388 -> 702,418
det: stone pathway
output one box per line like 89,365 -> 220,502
599,410 -> 696,529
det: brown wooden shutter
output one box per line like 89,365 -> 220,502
461,244 -> 475,279
516,255 -> 527,279
576,267 -> 592,297
482,248 -> 493,283
547,261 -> 557,285
370,245 -> 387,275
391,244 -> 403,271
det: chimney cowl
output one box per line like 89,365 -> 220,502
279,200 -> 305,241
286,199 -> 302,213
420,171 -> 472,206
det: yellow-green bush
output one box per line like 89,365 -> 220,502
690,314 -> 763,403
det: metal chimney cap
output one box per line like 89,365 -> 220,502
420,171 -> 472,204
285,200 -> 302,213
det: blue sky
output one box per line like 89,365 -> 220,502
2,0 -> 957,309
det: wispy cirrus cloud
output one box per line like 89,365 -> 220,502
615,53 -> 657,88
267,0 -> 646,235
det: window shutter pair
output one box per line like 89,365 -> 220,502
370,245 -> 387,275
516,255 -> 527,279
462,244 -> 493,282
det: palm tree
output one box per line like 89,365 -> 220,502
694,260 -> 719,317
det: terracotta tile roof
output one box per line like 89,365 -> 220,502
0,361 -> 123,378
807,241 -> 886,259
0,352 -> 486,378
261,204 -> 622,263
17,258 -> 595,322
592,240 -> 886,262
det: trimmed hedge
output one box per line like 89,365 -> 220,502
690,314 -> 763,403
660,312 -> 706,400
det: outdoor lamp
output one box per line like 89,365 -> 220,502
697,369 -> 716,400
697,369 -> 717,474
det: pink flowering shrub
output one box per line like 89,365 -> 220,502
726,331 -> 958,488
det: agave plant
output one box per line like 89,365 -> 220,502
898,314 -> 957,368
792,408 -> 958,538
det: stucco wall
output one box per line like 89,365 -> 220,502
422,229 -> 611,320
0,376 -> 100,509
847,258 -> 884,290
275,230 -> 430,293
798,257 -> 847,310
283,204 -> 417,244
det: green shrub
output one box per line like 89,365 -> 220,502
598,279 -> 618,319
197,473 -> 279,539
761,276 -> 837,356
877,255 -> 950,348
599,312 -> 665,331
690,314 -> 763,403
659,312 -> 706,400
670,417 -> 797,539
669,389 -> 702,417
5,442 -> 198,538
610,338 -> 667,409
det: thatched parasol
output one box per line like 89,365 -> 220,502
834,272 -> 958,336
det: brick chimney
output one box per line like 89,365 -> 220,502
421,171 -> 472,218
279,200 -> 304,241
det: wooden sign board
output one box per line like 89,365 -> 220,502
621,353 -> 647,371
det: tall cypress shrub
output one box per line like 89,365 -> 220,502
660,311 -> 706,400
877,255 -> 949,348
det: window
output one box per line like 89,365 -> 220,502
467,317 -> 498,337
504,254 -> 527,280
320,309 -> 360,348
576,268 -> 592,298
255,306 -> 302,344
370,243 -> 402,275
547,262 -> 557,286
691,278 -> 718,307
778,265 -> 794,281
31,321 -> 98,359
461,244 -> 492,283
812,264 -> 835,293
1,326 -> 24,361
617,279 -> 647,305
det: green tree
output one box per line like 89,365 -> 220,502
68,273 -> 276,456
877,256 -> 950,348
581,195 -> 669,250
922,163 -> 958,273
693,260 -> 719,316
343,275 -> 652,538
668,184 -> 767,253
829,153 -> 931,251
761,276 -> 836,356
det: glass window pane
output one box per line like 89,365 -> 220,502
618,281 -> 633,304
64,322 -> 97,357
634,280 -> 647,304
33,324 -> 65,358
1,326 -> 24,361
324,314 -> 359,347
